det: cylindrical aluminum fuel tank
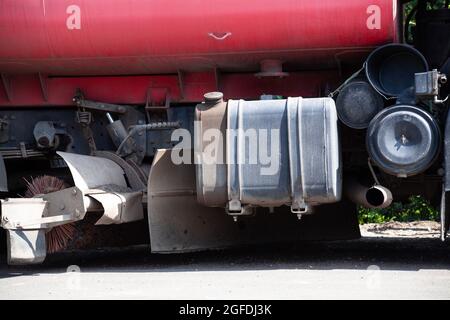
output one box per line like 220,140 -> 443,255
195,95 -> 341,214
0,0 -> 398,76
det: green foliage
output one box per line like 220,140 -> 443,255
404,0 -> 449,43
405,0 -> 449,13
358,195 -> 439,224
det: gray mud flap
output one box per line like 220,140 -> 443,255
147,149 -> 360,253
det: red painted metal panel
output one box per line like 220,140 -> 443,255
0,71 -> 340,106
0,0 -> 398,76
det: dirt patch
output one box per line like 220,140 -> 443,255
360,221 -> 440,238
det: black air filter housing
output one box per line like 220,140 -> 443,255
367,105 -> 440,177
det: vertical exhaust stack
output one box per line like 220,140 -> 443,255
345,177 -> 392,209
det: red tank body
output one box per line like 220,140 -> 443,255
0,0 -> 398,75
0,0 -> 399,105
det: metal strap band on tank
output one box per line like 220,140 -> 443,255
304,99 -> 327,200
322,99 -> 331,196
227,99 -> 242,213
286,97 -> 306,212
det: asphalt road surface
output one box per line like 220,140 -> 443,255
1,237 -> 450,300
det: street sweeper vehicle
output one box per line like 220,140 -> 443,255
0,0 -> 449,265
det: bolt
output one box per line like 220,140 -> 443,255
72,188 -> 77,196
118,106 -> 126,113
233,216 -> 238,222
75,209 -> 81,218
2,216 -> 8,222
60,204 -> 65,210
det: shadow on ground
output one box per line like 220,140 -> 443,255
1,236 -> 449,279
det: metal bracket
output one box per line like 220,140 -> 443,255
19,142 -> 28,158
291,203 -> 309,214
144,87 -> 171,124
226,201 -> 254,220
38,73 -> 48,101
227,199 -> 242,213
1,198 -> 47,230
291,195 -> 309,219
42,186 -> 87,222
1,186 -> 86,265
6,214 -> 73,229
415,69 -> 448,104
117,122 -> 181,165
145,87 -> 171,111
214,67 -> 222,92
75,109 -> 97,153
1,73 -> 12,101
1,186 -> 86,230
73,90 -> 128,114
177,70 -> 185,100
87,189 -> 144,225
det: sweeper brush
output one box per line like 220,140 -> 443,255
24,175 -> 77,253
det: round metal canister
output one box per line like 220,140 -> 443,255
365,44 -> 429,97
336,81 -> 384,129
366,105 -> 440,177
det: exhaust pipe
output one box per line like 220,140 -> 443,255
345,177 -> 393,209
